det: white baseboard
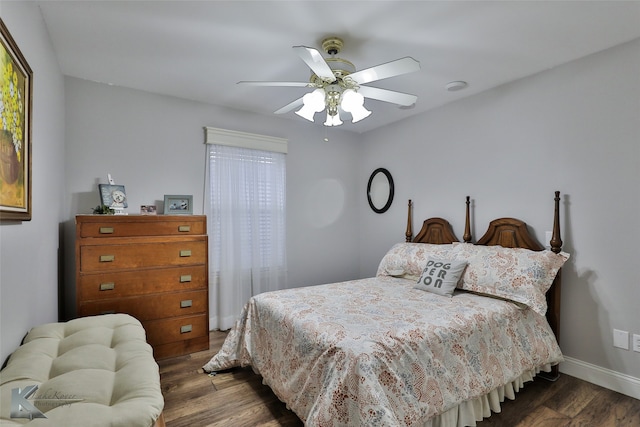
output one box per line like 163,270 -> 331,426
559,356 -> 640,399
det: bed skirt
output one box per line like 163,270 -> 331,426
423,365 -> 552,427
260,364 -> 553,426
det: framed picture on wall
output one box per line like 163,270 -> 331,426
0,19 -> 33,221
164,195 -> 193,215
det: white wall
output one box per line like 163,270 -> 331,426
62,77 -> 363,318
358,39 -> 640,382
0,2 -> 66,363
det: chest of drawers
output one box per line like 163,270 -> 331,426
75,215 -> 209,359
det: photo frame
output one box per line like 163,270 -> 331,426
98,184 -> 128,209
164,195 -> 193,215
0,19 -> 33,221
140,205 -> 157,215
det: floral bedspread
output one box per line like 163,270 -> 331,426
203,276 -> 563,426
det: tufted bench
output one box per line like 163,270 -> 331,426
0,314 -> 164,426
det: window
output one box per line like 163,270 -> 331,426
204,128 -> 287,330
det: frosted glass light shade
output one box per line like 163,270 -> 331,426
295,89 -> 326,121
350,105 -> 372,123
341,89 -> 371,123
324,111 -> 343,126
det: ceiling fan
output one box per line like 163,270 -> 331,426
238,37 -> 421,126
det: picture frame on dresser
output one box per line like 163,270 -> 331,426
140,205 -> 157,215
164,194 -> 193,215
0,19 -> 33,221
99,184 -> 128,209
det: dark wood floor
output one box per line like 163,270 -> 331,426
158,331 -> 640,427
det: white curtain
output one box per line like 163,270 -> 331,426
205,144 -> 287,330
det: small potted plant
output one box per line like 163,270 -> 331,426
92,205 -> 115,215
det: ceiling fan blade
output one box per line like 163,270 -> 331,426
293,46 -> 336,82
358,86 -> 417,106
274,97 -> 305,115
238,81 -> 311,87
348,57 -> 420,85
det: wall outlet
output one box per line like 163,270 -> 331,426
633,334 -> 640,353
613,329 -> 629,350
545,231 -> 553,248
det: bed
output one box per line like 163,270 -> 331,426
203,192 -> 569,426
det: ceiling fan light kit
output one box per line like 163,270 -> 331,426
239,36 -> 420,127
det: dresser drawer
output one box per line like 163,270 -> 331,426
143,314 -> 208,346
79,239 -> 206,272
77,216 -> 206,238
78,290 -> 207,320
77,265 -> 206,300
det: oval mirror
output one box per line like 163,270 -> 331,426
367,168 -> 394,214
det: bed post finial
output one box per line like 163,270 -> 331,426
406,199 -> 413,242
550,191 -> 563,253
463,196 -> 472,243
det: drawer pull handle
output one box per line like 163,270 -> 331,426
180,275 -> 192,283
178,225 -> 191,232
101,310 -> 116,315
180,250 -> 192,257
180,325 -> 192,334
100,255 -> 115,262
180,299 -> 193,308
99,282 -> 115,291
99,227 -> 114,234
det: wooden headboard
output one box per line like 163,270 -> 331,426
406,192 -> 564,379
406,197 -> 473,244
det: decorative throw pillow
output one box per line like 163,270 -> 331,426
377,243 -> 457,278
414,258 -> 468,297
451,243 -> 570,315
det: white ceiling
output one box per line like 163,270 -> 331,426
37,1 -> 640,133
